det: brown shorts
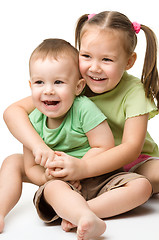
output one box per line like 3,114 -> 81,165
33,171 -> 145,223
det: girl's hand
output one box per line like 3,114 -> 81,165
45,168 -> 82,190
32,144 -> 55,168
46,151 -> 85,181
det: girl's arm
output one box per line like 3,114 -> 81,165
3,96 -> 54,166
47,119 -> 115,180
23,145 -> 48,186
81,113 -> 149,178
49,114 -> 148,180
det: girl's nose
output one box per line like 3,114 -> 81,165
89,61 -> 102,73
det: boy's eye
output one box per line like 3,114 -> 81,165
103,58 -> 113,62
54,80 -> 63,84
35,80 -> 44,84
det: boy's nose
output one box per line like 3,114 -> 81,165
43,85 -> 55,95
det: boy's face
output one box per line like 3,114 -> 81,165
29,56 -> 82,124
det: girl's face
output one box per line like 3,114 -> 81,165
30,57 -> 82,126
79,28 -> 130,94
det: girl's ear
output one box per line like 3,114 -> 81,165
126,52 -> 137,70
75,78 -> 86,96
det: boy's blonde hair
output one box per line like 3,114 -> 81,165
29,38 -> 81,77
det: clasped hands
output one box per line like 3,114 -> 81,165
34,147 -> 84,191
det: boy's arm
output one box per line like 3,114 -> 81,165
23,145 -> 48,186
83,120 -> 114,159
3,96 -> 54,167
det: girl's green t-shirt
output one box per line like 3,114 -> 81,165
90,72 -> 159,157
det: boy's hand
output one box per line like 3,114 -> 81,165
32,144 -> 55,168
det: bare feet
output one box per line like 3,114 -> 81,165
77,215 -> 106,240
0,215 -> 5,233
61,219 -> 76,232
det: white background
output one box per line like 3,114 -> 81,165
0,0 -> 159,239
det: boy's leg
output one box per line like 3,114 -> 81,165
87,177 -> 152,218
44,180 -> 106,240
0,154 -> 27,233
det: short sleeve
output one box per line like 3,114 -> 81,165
124,83 -> 158,120
75,96 -> 107,133
29,108 -> 45,135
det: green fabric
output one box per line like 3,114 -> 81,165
90,72 -> 159,157
29,96 -> 106,159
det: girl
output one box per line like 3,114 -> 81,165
1,11 -> 154,234
49,11 -> 159,192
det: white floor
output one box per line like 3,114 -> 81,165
0,182 -> 158,240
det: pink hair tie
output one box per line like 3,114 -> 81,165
132,22 -> 141,34
88,13 -> 96,20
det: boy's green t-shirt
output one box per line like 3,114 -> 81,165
29,96 -> 106,159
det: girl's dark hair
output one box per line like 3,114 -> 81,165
75,11 -> 159,109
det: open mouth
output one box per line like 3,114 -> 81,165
89,76 -> 106,81
43,100 -> 60,106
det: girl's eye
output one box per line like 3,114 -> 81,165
81,54 -> 90,59
103,58 -> 113,62
35,80 -> 44,84
54,80 -> 63,84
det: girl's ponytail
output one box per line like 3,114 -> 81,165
141,25 -> 159,108
75,11 -> 159,109
75,14 -> 89,49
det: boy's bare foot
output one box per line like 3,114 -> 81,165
61,219 -> 76,232
0,215 -> 5,233
77,215 -> 106,240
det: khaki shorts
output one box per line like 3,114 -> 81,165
33,171 -> 145,223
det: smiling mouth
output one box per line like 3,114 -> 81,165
89,76 -> 106,81
43,100 -> 60,106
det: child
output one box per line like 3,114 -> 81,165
24,38 -> 112,239
51,11 -> 159,191
2,31 -> 151,234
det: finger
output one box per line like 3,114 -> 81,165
54,151 -> 66,156
48,160 -> 64,169
40,155 -> 48,167
77,184 -> 82,191
34,154 -> 42,164
45,157 -> 54,168
52,169 -> 67,178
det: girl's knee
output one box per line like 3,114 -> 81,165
128,177 -> 152,201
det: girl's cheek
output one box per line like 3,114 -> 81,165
79,63 -> 86,76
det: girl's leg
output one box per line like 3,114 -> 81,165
87,178 -> 152,218
0,154 -> 27,233
134,159 -> 159,193
44,180 -> 106,240
62,178 -> 151,232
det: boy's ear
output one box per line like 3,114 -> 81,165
126,52 -> 137,70
75,78 -> 86,96
29,80 -> 32,88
